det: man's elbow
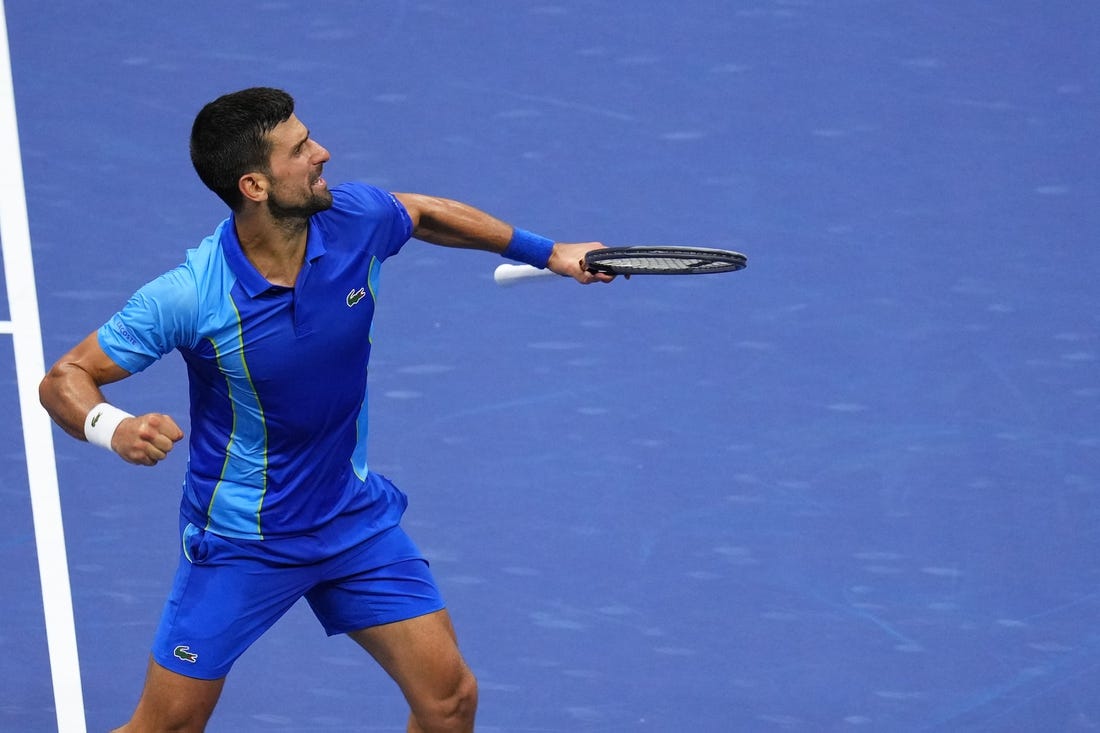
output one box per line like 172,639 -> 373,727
38,361 -> 65,411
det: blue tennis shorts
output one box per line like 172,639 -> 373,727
150,521 -> 445,680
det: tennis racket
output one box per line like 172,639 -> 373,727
493,246 -> 748,286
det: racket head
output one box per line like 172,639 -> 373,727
582,246 -> 747,275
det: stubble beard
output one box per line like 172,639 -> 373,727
267,187 -> 334,231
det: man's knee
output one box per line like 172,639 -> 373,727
416,666 -> 478,732
112,713 -> 208,733
115,701 -> 214,733
452,667 -> 479,720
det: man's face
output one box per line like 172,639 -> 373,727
263,113 -> 333,219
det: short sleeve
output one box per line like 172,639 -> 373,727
97,265 -> 199,374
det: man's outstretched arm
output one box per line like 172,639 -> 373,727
393,193 -> 614,284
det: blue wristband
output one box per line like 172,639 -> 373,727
502,228 -> 555,269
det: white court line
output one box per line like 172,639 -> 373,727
0,3 -> 87,732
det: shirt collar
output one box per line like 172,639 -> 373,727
219,215 -> 328,298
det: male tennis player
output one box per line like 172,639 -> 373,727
39,87 -> 612,733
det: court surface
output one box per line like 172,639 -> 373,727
3,1 -> 1098,731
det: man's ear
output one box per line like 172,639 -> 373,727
239,172 -> 269,204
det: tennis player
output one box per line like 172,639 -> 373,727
39,87 -> 612,733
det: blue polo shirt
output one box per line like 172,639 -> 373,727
98,183 -> 413,544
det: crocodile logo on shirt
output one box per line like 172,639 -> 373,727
173,645 -> 198,663
346,287 -> 367,307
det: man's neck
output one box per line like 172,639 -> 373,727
234,209 -> 309,288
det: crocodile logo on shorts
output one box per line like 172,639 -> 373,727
173,645 -> 198,663
346,287 -> 367,307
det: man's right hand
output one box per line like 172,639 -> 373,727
112,413 -> 184,466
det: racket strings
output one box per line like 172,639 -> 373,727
606,256 -> 733,272
587,251 -> 746,274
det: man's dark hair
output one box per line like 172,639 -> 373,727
190,87 -> 295,211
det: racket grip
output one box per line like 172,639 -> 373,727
493,263 -> 560,286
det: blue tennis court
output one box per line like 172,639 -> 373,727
3,1 -> 1098,731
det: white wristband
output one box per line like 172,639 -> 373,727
84,403 -> 133,451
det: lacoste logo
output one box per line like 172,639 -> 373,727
346,287 -> 367,307
90,411 -> 102,428
173,645 -> 198,663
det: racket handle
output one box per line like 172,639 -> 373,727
493,263 -> 560,287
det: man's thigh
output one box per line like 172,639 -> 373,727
113,657 -> 226,733
348,609 -> 473,711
